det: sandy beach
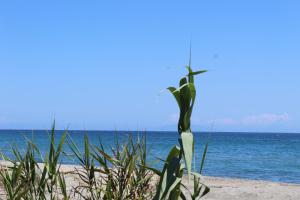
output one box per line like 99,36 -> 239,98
199,176 -> 300,200
1,162 -> 299,200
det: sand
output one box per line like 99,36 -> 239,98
1,162 -> 300,200
199,176 -> 300,200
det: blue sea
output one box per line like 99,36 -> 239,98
0,130 -> 299,184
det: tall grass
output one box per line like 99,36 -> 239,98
0,123 -> 68,200
0,131 -> 154,200
68,134 -> 154,200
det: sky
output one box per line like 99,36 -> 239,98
0,1 -> 299,133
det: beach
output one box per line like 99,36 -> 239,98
199,176 -> 300,200
1,163 -> 299,200
1,0 -> 299,199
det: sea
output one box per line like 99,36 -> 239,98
0,130 -> 299,184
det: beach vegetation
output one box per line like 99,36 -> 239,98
0,123 -> 69,200
149,64 -> 210,200
0,62 -> 209,200
68,134 -> 154,200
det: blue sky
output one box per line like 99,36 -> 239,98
0,1 -> 299,132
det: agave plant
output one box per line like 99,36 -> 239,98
168,66 -> 207,179
151,64 -> 210,200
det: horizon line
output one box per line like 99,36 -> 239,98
0,129 -> 299,135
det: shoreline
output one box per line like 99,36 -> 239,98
1,162 -> 300,200
1,160 -> 299,185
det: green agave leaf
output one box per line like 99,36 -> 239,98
165,145 -> 181,161
156,146 -> 181,200
190,172 -> 210,199
181,131 -> 194,181
165,177 -> 181,199
192,175 -> 201,200
201,186 -> 210,197
182,83 -> 196,131
186,65 -> 207,84
188,82 -> 196,105
167,87 -> 181,109
189,70 -> 207,76
179,79 -> 192,132
182,114 -> 190,133
186,66 -> 195,83
179,76 -> 188,87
